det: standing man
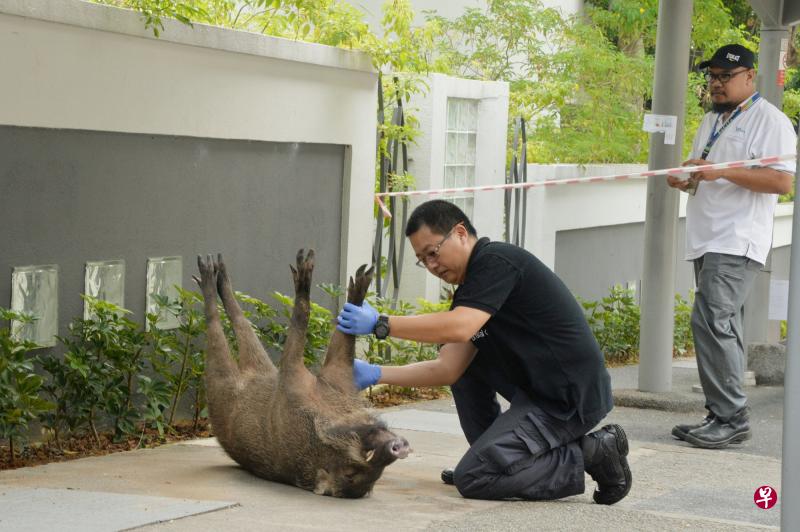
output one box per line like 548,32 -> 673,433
668,44 -> 796,449
337,200 -> 632,504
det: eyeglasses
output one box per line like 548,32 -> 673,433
414,223 -> 462,268
704,69 -> 749,84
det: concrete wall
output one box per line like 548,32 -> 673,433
0,0 -> 378,342
528,164 -> 793,337
1,125 -> 345,340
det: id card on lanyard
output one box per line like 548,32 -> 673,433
701,92 -> 761,160
687,92 -> 761,195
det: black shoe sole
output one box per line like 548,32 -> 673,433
593,424 -> 632,505
441,468 -> 454,485
683,428 -> 752,449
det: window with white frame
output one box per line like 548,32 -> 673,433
445,98 -> 478,217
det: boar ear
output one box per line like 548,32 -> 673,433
315,419 -> 368,463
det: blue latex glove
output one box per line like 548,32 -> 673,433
353,359 -> 382,390
337,301 -> 378,336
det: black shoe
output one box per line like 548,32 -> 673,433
582,424 -> 632,505
683,408 -> 751,449
441,468 -> 455,485
671,413 -> 715,441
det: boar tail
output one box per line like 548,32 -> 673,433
319,264 -> 374,391
215,255 -> 277,377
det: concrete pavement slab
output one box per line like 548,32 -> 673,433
0,486 -> 236,532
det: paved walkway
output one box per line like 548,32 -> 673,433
0,360 -> 785,531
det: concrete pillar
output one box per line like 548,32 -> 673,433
781,132 -> 800,531
638,0 -> 693,392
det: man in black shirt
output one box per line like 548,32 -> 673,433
337,200 -> 631,504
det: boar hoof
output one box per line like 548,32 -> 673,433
194,254 -> 219,294
290,249 -> 315,295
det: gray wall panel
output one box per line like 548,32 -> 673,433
1,125 -> 345,345
555,220 -> 693,303
555,221 -> 791,308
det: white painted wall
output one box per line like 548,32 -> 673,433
0,0 -> 378,288
394,74 -> 509,303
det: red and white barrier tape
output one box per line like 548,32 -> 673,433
374,153 -> 796,218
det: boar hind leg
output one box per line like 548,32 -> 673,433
215,256 -> 276,376
278,249 -> 315,387
194,255 -> 238,437
319,264 -> 374,391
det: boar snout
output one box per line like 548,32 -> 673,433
389,436 -> 411,460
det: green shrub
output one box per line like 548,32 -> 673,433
46,297 -> 151,445
581,286 -> 641,366
673,291 -> 695,357
580,286 -> 695,365
0,309 -> 53,465
148,287 -> 206,432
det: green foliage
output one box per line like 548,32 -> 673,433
0,309 -> 53,465
580,286 -> 641,365
673,291 -> 695,357
48,297 -> 150,444
580,286 -> 695,365
93,0 -> 789,168
148,287 -> 207,430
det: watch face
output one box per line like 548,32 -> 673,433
375,317 -> 390,339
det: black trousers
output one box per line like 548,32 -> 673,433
451,352 -> 596,500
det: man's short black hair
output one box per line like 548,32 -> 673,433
405,200 -> 478,237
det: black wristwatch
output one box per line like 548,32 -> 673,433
374,314 -> 390,340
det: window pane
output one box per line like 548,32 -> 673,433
10,265 -> 58,348
84,260 -> 126,319
146,256 -> 182,330
447,99 -> 459,130
446,132 -> 458,164
457,133 -> 468,163
445,165 -> 457,188
467,133 -> 477,164
465,165 -> 476,187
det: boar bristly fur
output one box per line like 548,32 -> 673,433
194,251 -> 410,498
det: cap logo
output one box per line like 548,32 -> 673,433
726,52 -> 741,62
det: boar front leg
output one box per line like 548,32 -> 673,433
318,264 -> 374,391
215,255 -> 277,377
278,249 -> 315,389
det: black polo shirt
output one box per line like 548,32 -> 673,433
452,237 -> 612,424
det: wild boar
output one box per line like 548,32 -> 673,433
194,250 -> 410,498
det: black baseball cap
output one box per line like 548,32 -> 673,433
698,44 -> 755,70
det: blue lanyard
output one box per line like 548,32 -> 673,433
701,92 -> 761,160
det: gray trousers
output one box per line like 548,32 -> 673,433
691,252 -> 761,420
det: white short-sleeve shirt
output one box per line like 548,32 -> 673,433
686,97 -> 797,264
